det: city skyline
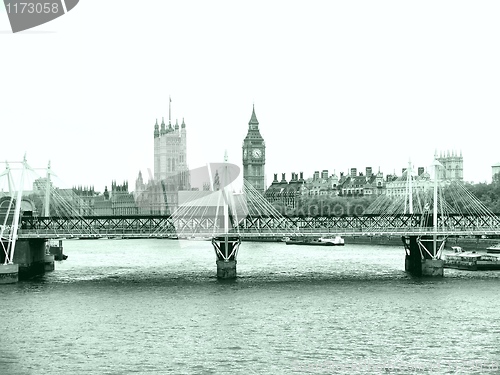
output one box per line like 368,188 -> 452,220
2,1 -> 500,191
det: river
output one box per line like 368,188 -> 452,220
1,239 -> 499,374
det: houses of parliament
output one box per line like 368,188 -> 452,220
130,103 -> 267,214
62,101 -> 469,215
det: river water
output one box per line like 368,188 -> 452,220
1,239 -> 500,374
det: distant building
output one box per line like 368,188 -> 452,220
265,172 -> 305,209
93,181 -> 138,216
339,169 -> 385,196
385,170 -> 432,198
93,187 -> 112,215
33,177 -> 53,193
135,99 -> 191,214
72,186 -> 97,215
265,167 -> 387,206
306,170 -> 338,196
262,148 -> 467,206
492,163 -> 500,183
435,150 -> 463,181
154,113 -> 189,187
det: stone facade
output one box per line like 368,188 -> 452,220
435,150 -> 463,181
154,117 -> 189,188
93,182 -> 138,216
265,149 -> 467,208
265,172 -> 306,209
134,100 -> 191,214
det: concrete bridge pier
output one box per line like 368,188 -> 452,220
216,259 -> 237,279
212,236 -> 241,279
403,236 -> 444,277
44,254 -> 55,272
13,239 -> 53,279
0,264 -> 19,284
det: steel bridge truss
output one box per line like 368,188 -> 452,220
238,213 -> 500,231
15,213 -> 500,239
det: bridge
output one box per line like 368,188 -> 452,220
10,213 -> 500,239
2,157 -> 500,282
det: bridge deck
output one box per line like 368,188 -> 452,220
13,227 -> 500,239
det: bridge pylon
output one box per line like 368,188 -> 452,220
210,155 -> 242,279
1,157 -> 57,283
402,159 -> 445,276
402,235 -> 445,277
212,235 -> 240,279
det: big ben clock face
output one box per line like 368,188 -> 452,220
252,149 -> 262,159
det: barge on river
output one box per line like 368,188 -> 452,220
284,236 -> 345,246
444,246 -> 500,270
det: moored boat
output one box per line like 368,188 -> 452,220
286,236 -> 344,246
187,236 -> 211,241
486,243 -> 500,254
318,236 -> 345,246
444,249 -> 500,271
46,240 -> 68,261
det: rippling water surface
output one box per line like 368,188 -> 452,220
1,239 -> 500,374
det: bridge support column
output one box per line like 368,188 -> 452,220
0,264 -> 19,284
44,254 -> 55,272
13,239 -> 50,279
403,236 -> 444,277
216,260 -> 237,279
212,235 -> 240,279
404,236 -> 421,276
421,259 -> 444,276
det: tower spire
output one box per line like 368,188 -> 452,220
154,118 -> 160,138
169,96 -> 172,125
249,104 -> 259,126
160,117 -> 165,135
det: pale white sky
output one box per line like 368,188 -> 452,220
1,0 -> 500,192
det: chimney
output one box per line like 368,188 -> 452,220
321,170 -> 328,179
281,173 -> 287,183
366,167 -> 372,177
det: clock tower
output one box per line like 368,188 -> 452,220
242,105 -> 266,194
